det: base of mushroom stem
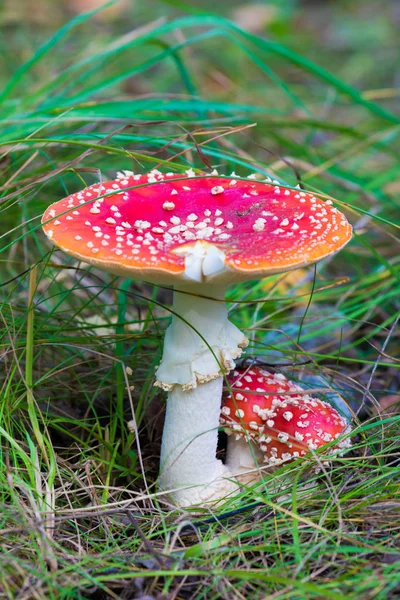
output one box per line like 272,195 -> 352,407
160,462 -> 241,508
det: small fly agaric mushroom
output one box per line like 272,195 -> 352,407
221,366 -> 352,481
42,169 -> 352,506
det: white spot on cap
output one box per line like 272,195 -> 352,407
253,218 -> 266,232
134,220 -> 151,229
211,186 -> 224,195
162,201 -> 175,211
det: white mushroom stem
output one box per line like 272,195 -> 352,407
159,379 -> 237,506
156,283 -> 248,506
225,435 -> 265,485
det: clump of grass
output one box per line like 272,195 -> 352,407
0,3 -> 399,598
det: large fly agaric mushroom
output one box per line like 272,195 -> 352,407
42,169 -> 352,506
221,366 -> 352,482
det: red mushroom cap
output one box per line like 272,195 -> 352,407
42,170 -> 352,285
220,366 -> 351,466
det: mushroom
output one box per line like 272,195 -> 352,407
41,169 -> 352,506
221,366 -> 352,482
